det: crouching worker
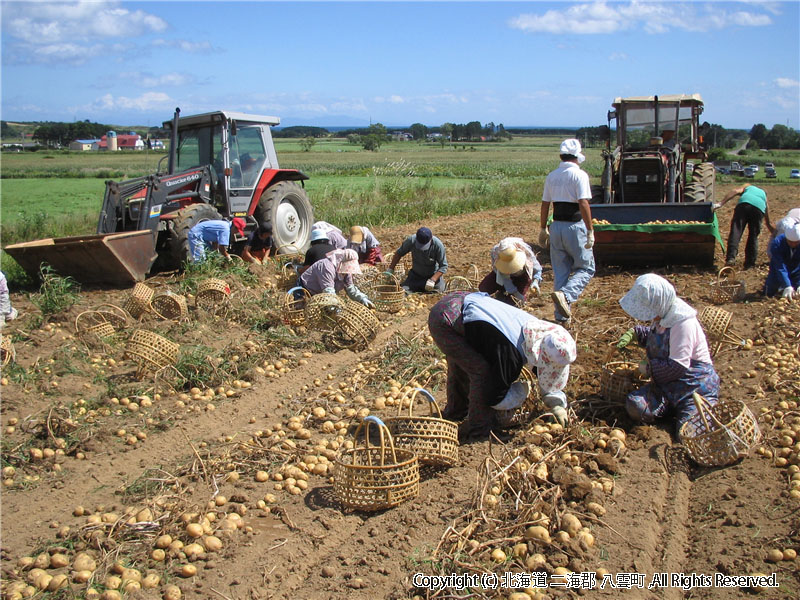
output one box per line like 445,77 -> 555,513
241,222 -> 276,264
428,291 -> 576,442
618,274 -> 720,434
386,226 -> 447,293
348,225 -> 384,265
764,222 -> 800,300
187,218 -> 245,263
478,237 -> 542,305
298,249 -> 375,309
0,270 -> 19,328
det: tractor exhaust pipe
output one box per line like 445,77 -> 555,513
167,107 -> 180,175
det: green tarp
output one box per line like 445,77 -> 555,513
593,213 -> 725,251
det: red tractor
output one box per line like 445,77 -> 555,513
7,108 -> 314,285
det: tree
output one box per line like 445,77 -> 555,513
439,123 -> 454,148
361,135 -> 383,151
465,121 -> 482,140
749,124 -> 767,146
347,134 -> 361,145
409,123 -> 428,141
299,137 -> 316,152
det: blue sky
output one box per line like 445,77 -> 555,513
1,1 -> 798,129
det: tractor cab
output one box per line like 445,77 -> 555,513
600,94 -> 706,204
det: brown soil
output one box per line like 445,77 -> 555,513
1,183 -> 799,600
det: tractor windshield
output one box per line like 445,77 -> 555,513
620,103 -> 694,150
228,125 -> 267,188
175,125 -> 223,173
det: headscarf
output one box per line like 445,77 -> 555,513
522,319 -> 577,396
312,221 -> 342,235
491,237 -> 540,285
326,249 -> 361,275
619,273 -> 696,329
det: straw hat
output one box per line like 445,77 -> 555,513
495,247 -> 525,275
349,226 -> 364,244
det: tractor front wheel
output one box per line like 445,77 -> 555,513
255,181 -> 313,253
167,204 -> 223,269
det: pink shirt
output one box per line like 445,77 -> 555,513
660,317 -> 711,368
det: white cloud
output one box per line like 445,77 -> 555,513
775,78 -> 800,89
609,52 -> 628,61
75,92 -> 174,114
152,39 -> 214,53
509,1 -> 773,35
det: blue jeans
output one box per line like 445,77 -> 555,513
549,220 -> 595,320
188,230 -> 207,262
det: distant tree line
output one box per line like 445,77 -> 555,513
274,126 -> 330,138
747,123 -> 800,150
29,120 -> 114,147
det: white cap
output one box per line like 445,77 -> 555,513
786,222 -> 800,243
560,138 -> 585,164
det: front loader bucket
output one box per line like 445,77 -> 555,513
5,230 -> 157,286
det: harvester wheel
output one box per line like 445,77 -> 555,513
169,204 -> 223,268
255,181 -> 313,252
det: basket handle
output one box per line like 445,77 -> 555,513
468,264 -> 479,280
378,271 -> 400,287
95,304 -> 129,325
398,388 -> 442,418
357,415 -> 398,467
717,266 -> 736,282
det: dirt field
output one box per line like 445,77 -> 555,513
1,183 -> 799,600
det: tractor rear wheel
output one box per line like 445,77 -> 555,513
255,181 -> 313,252
691,162 -> 716,203
168,203 -> 223,268
684,182 -> 706,203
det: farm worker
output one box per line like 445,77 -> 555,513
539,138 -> 595,323
428,291 -> 576,440
386,227 -> 448,293
312,221 -> 347,250
767,207 -> 800,257
241,222 -> 276,264
660,129 -> 677,150
297,228 -> 336,275
298,249 -> 375,309
619,274 -> 720,435
478,237 -> 542,306
714,183 -> 773,269
763,222 -> 800,299
348,225 -> 384,265
0,271 -> 19,328
187,218 -> 245,263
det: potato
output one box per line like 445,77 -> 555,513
163,584 -> 182,600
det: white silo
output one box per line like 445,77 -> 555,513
107,131 -> 118,151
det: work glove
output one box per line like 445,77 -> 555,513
616,327 -> 635,349
362,298 -> 376,309
551,405 -> 569,427
781,286 -> 795,300
584,230 -> 595,250
638,360 -> 650,377
538,229 -> 549,248
712,202 -> 721,212
425,278 -> 436,292
530,280 -> 541,297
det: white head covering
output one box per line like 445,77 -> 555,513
786,222 -> 800,243
560,138 -> 585,164
522,319 -> 576,396
312,221 -> 342,235
327,249 -> 361,275
619,273 -> 696,329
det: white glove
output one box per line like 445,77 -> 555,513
712,202 -> 721,212
538,229 -> 549,247
425,278 -> 436,292
363,298 -> 376,309
584,230 -> 595,250
530,280 -> 541,297
638,360 -> 650,376
781,286 -> 795,300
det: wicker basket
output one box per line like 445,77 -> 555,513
698,305 -> 743,355
709,267 -> 746,304
122,283 -> 154,319
334,416 -> 420,511
282,287 -> 310,327
680,393 -> 761,467
124,330 -> 180,375
466,264 -> 482,289
445,276 -> 475,292
276,262 -> 299,291
495,367 -> 542,428
75,310 -> 118,338
94,304 -> 129,330
600,361 -> 648,404
326,300 -> 380,350
275,245 -> 303,266
369,273 -> 405,313
151,292 -> 189,321
1,335 -> 15,367
386,388 -> 459,467
304,293 -> 344,330
196,278 -> 230,310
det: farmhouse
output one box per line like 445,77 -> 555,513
98,132 -> 145,151
68,139 -> 101,151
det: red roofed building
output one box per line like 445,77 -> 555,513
98,132 -> 145,151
